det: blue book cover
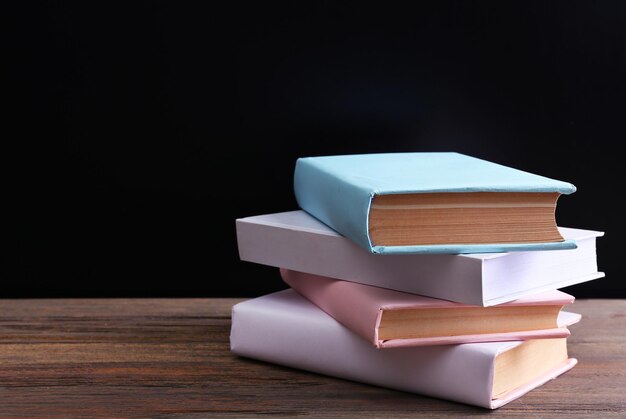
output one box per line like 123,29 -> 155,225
293,152 -> 577,254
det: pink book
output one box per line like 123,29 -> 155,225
230,289 -> 578,409
280,268 -> 581,348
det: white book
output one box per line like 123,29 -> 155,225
230,290 -> 577,409
235,210 -> 605,306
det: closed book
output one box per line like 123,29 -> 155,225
294,152 -> 577,254
235,210 -> 605,306
230,290 -> 577,409
280,268 -> 581,348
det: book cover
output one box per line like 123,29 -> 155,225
280,268 -> 582,348
235,210 -> 605,306
230,289 -> 578,409
294,152 -> 577,254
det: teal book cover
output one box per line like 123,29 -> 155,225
293,152 -> 577,255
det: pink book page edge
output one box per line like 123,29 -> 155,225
379,327 -> 571,348
377,311 -> 581,348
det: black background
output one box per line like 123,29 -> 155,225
5,1 -> 621,298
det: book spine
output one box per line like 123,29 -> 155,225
236,220 -> 483,305
294,157 -> 374,252
235,218 -> 485,305
280,267 -> 380,346
230,290 -> 498,408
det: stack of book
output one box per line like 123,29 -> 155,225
231,152 -> 605,409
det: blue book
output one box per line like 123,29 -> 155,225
293,152 -> 577,254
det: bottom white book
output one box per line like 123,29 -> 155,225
230,289 -> 578,409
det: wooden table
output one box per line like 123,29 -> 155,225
0,298 -> 624,417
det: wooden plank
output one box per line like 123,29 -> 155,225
0,298 -> 624,417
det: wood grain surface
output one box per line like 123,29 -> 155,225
0,298 -> 624,418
